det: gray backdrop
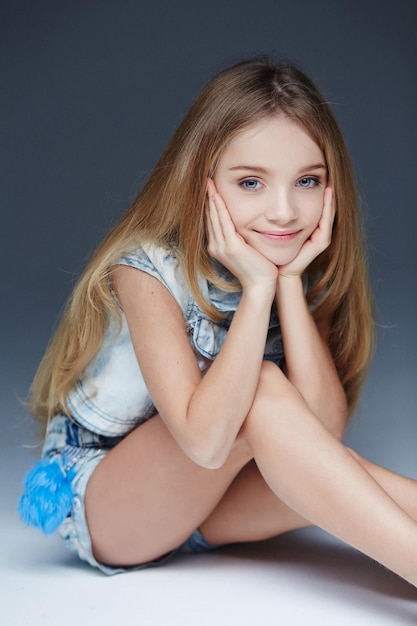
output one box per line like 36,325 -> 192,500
1,0 -> 416,491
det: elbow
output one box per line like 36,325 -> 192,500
195,457 -> 226,471
186,430 -> 251,470
185,435 -> 233,470
188,445 -> 229,470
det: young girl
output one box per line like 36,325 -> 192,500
20,57 -> 417,585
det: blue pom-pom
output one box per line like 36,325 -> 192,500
18,454 -> 74,535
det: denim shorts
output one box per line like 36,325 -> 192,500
41,414 -> 216,575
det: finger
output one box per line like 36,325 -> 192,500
206,177 -> 217,197
207,183 -> 238,244
205,201 -> 215,243
207,178 -> 223,217
206,179 -> 225,236
323,187 -> 335,221
206,193 -> 224,247
318,187 -> 335,234
205,180 -> 222,244
212,193 -> 238,243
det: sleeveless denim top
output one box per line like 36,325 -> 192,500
65,243 -> 284,437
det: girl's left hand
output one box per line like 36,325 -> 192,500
278,187 -> 335,279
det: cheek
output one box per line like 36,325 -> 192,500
226,204 -> 245,232
306,198 -> 323,229
312,210 -> 322,229
214,185 -> 245,227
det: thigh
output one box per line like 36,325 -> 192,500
200,460 -> 309,546
85,415 -> 251,567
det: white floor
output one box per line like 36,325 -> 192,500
3,436 -> 417,626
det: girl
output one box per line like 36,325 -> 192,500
20,57 -> 417,585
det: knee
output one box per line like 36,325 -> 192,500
257,359 -> 285,388
240,361 -> 305,441
253,361 -> 301,413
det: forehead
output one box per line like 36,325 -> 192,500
219,116 -> 323,165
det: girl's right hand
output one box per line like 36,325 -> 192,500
206,179 -> 278,296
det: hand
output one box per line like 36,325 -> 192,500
278,187 -> 335,279
206,179 -> 278,294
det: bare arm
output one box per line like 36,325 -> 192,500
276,279 -> 347,438
113,185 -> 278,469
275,188 -> 347,438
114,264 -> 273,469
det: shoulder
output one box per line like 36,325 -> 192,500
116,242 -> 179,280
114,243 -> 191,313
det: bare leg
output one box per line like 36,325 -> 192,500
86,361 -> 417,585
200,460 -> 309,545
237,362 -> 417,585
85,415 -> 252,566
348,449 -> 417,522
200,453 -> 417,547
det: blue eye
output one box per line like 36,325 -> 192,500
297,176 -> 319,189
240,179 -> 262,190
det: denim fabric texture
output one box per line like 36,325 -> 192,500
65,243 -> 284,438
40,244 -> 284,573
42,414 -> 216,575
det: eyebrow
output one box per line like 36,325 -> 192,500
228,163 -> 327,174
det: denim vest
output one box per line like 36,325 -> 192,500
66,243 -> 284,437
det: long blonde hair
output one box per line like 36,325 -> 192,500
30,56 -> 374,423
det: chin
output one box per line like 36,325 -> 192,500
266,251 -> 300,267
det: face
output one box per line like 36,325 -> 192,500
213,116 -> 328,266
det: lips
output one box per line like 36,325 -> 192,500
255,229 -> 301,242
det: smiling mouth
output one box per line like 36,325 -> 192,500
255,230 -> 301,241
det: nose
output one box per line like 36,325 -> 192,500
265,189 -> 297,223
